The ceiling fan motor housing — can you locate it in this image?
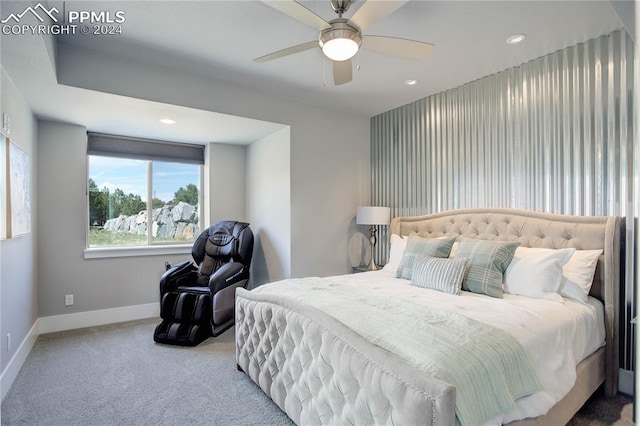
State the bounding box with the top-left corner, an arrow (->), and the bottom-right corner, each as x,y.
331,0 -> 352,15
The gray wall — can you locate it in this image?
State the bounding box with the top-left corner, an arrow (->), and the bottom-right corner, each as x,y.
371,30 -> 635,369
205,142 -> 247,224
36,121 -> 188,317
0,68 -> 38,372
247,127 -> 291,287
36,124 -> 254,317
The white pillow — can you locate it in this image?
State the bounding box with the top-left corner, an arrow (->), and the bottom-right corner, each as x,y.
448,241 -> 459,258
382,234 -> 408,274
504,247 -> 575,297
559,249 -> 602,303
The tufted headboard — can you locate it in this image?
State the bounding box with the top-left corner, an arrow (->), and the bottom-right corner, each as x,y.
390,208 -> 620,395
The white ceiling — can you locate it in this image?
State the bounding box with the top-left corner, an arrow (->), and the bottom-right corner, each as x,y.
1,0 -> 628,143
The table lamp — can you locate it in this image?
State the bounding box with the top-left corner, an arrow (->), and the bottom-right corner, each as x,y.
356,206 -> 391,270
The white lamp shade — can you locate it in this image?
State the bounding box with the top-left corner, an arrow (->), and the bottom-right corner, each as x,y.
356,206 -> 391,226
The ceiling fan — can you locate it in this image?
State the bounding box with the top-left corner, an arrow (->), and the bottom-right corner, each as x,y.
255,0 -> 435,85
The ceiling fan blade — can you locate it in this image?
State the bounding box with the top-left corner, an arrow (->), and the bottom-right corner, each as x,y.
254,41 -> 318,63
333,59 -> 352,85
260,0 -> 330,30
361,36 -> 435,60
348,0 -> 409,30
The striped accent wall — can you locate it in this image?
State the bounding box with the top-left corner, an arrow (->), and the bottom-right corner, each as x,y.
371,30 -> 635,370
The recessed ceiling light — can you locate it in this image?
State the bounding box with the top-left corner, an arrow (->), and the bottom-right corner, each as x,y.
506,34 -> 526,45
405,79 -> 418,86
159,118 -> 176,124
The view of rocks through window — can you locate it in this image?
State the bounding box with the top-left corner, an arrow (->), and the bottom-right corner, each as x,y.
89,180 -> 199,246
102,201 -> 199,239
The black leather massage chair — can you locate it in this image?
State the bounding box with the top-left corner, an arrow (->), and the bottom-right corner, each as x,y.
153,221 -> 254,346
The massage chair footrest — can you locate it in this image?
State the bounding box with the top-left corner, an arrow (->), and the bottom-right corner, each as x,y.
153,321 -> 211,346
154,290 -> 212,346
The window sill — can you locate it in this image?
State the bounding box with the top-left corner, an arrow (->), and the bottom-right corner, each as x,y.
83,244 -> 192,259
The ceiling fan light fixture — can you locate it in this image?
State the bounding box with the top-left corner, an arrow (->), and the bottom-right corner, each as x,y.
322,38 -> 359,61
320,21 -> 362,61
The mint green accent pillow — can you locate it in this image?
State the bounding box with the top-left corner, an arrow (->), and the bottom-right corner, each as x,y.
411,256 -> 470,295
454,238 -> 520,298
395,236 -> 455,280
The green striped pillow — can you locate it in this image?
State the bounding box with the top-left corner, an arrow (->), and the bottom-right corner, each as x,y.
395,236 -> 455,280
454,238 -> 520,298
411,256 -> 470,295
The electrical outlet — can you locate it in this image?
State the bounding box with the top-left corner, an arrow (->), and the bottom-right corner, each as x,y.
65,294 -> 74,306
7,333 -> 11,351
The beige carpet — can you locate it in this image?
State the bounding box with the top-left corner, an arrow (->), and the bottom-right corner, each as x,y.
2,318 -> 294,426
1,318 -> 634,425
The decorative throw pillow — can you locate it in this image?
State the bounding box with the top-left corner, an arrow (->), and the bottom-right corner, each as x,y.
382,234 -> 408,274
559,249 -> 603,303
454,238 -> 520,298
395,236 -> 456,280
504,247 -> 575,297
411,256 -> 470,295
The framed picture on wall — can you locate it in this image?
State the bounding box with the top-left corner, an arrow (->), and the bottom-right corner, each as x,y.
8,139 -> 31,237
0,136 -> 7,240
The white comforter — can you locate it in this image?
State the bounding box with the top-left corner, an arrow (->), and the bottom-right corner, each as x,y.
322,270 -> 606,424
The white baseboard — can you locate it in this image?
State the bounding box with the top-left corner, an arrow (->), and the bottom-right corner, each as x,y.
1,303 -> 159,402
37,303 -> 159,334
619,368 -> 634,395
1,320 -> 39,401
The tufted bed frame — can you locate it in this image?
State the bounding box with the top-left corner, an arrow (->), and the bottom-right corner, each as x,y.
236,208 -> 620,425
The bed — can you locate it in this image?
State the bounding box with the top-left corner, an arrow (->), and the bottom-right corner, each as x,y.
235,208 -> 620,425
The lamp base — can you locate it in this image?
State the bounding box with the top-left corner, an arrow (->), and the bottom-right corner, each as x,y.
363,261 -> 380,271
365,225 -> 379,271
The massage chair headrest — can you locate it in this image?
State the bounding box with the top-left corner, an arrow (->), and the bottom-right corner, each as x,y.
192,221 -> 253,273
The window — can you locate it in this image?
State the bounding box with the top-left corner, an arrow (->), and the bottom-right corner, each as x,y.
87,133 -> 204,249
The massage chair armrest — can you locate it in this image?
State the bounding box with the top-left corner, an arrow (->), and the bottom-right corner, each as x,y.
159,260 -> 198,295
209,262 -> 248,294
